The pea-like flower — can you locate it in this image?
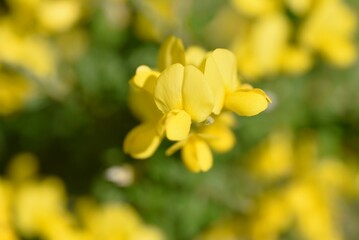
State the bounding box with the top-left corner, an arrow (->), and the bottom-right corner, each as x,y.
124,36 -> 271,172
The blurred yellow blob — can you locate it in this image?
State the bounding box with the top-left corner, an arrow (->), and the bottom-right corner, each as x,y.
0,154 -> 165,240
0,72 -> 33,116
0,20 -> 55,78
0,180 -> 17,240
299,0 -> 357,67
14,177 -> 67,237
6,0 -> 82,34
250,193 -> 292,240
248,131 -> 294,180
134,0 -> 178,41
198,130 -> 359,239
231,0 -> 279,17
7,153 -> 39,183
36,0 -> 82,33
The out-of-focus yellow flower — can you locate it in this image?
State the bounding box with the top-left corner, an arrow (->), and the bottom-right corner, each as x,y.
280,46 -> 313,75
133,0 -> 183,41
210,0 -> 358,79
0,72 -> 33,116
285,179 -> 342,240
196,218 -> 242,240
231,0 -> 279,17
6,0 -> 82,34
0,154 -> 165,240
36,0 -> 82,33
232,13 -> 292,79
14,177 -> 67,237
250,193 -> 292,240
198,131 -> 359,239
0,180 -> 17,240
124,36 -> 271,172
82,203 -> 164,240
0,16 -> 57,115
248,131 -> 294,180
7,153 -> 39,183
299,0 -> 357,67
285,0 -> 313,16
0,19 -> 55,78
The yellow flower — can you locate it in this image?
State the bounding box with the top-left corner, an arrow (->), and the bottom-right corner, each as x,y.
124,36 -> 271,172
203,48 -> 271,115
1,155 -> 165,239
78,201 -> 164,240
36,0 -> 82,33
166,113 -> 236,173
0,180 -> 17,240
248,131 -> 294,180
6,0 -> 82,34
0,19 -> 55,78
231,0 -> 279,17
299,0 -> 357,67
155,63 -> 215,139
14,177 -> 67,237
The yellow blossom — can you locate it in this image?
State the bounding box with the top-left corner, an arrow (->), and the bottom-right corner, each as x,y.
231,0 -> 279,17
203,48 -> 271,115
299,0 -> 357,67
124,36 -> 271,172
6,0 -> 82,34
14,177 -> 67,237
1,155 -> 165,240
0,19 -> 55,78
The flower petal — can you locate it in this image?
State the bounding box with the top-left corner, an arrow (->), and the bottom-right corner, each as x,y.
123,123 -> 162,159
203,59 -> 225,114
206,49 -> 239,90
157,36 -> 186,71
154,63 -> 184,113
164,110 -> 191,141
181,136 -> 213,172
182,65 -> 214,122
225,89 -> 270,116
200,122 -> 236,153
131,65 -> 160,94
185,46 -> 207,67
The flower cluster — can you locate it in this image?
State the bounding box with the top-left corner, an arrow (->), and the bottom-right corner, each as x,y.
124,36 -> 271,172
198,130 -> 359,240
0,0 -> 84,116
228,0 -> 357,79
0,153 -> 164,240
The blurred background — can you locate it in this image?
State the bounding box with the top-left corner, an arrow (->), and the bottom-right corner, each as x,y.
0,0 -> 359,239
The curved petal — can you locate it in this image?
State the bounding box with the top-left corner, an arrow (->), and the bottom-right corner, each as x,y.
225,89 -> 270,116
200,123 -> 236,153
204,56 -> 225,114
154,63 -> 184,113
185,46 -> 207,67
206,49 -> 239,90
123,123 -> 162,159
131,65 -> 160,94
164,110 -> 191,141
157,36 -> 186,71
181,136 -> 213,173
182,65 -> 214,122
